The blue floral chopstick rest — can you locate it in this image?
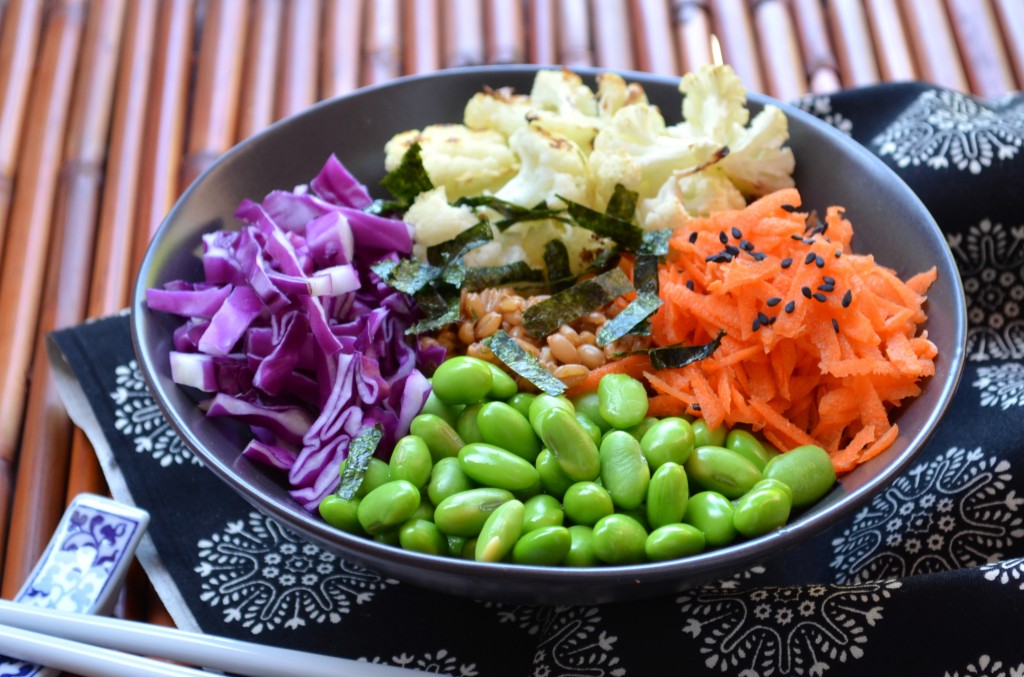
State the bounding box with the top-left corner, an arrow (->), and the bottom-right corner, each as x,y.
0,493 -> 150,677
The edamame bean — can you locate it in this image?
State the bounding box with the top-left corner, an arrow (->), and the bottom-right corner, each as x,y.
446,534 -> 467,557
434,488 -> 514,537
399,519 -> 447,555
522,494 -> 564,532
538,407 -> 600,481
592,514 -> 647,564
389,435 -> 433,488
356,480 -> 421,535
419,388 -> 462,427
318,495 -> 362,534
407,501 -> 435,524
431,356 -> 493,405
684,446 -> 762,499
528,394 -> 575,438
536,449 -> 574,498
575,414 -> 603,447
733,484 -> 792,537
507,393 -> 537,420
640,417 -> 695,469
410,414 -> 465,461
563,482 -> 614,526
374,530 -> 401,546
624,417 -> 659,442
692,418 -> 727,447
475,499 -> 524,562
427,457 -> 474,506
599,431 -> 650,510
646,462 -> 689,529
762,444 -> 836,508
485,363 -> 518,400
455,403 -> 486,445
458,443 -> 540,491
478,402 -> 541,462
598,374 -> 649,429
726,429 -> 773,471
683,491 -> 736,547
565,525 -> 598,566
645,524 -> 706,561
512,526 -> 571,565
749,478 -> 794,503
571,392 -> 611,431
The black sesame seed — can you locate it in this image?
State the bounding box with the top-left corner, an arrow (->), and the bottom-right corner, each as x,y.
686,279 -> 695,291
813,292 -> 827,302
781,204 -> 797,212
725,244 -> 740,256
832,318 -> 840,333
688,231 -> 698,244
791,233 -> 803,241
780,257 -> 793,269
751,251 -> 767,261
731,227 -> 742,239
766,296 -> 782,307
842,289 -> 853,307
752,318 -> 761,332
719,231 -> 729,244
815,255 -> 825,268
804,252 -> 816,265
768,315 -> 777,325
785,300 -> 796,313
823,276 -> 835,285
758,312 -> 770,324
740,239 -> 754,251
834,249 -> 842,258
801,286 -> 812,299
817,283 -> 834,292
691,403 -> 701,412
803,238 -> 817,245
705,252 -> 734,263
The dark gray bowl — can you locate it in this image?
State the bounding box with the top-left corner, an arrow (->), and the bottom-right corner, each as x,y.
132,66 -> 966,605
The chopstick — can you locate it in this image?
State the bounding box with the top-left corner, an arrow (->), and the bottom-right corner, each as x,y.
527,0 -> 558,65
276,0 -> 318,119
751,0 -> 807,101
993,0 -> 1024,89
591,0 -> 633,70
556,0 -> 593,68
900,0 -> 968,92
863,0 -> 916,84
0,599 -> 415,677
402,0 -> 441,75
789,0 -> 841,94
238,0 -> 282,139
322,0 -> 363,96
485,0 -> 525,64
443,0 -> 485,67
945,0 -> 1015,97
708,0 -> 764,92
672,0 -> 713,74
827,0 -> 880,88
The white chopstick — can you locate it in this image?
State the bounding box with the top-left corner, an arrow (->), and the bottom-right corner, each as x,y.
0,599 -> 415,676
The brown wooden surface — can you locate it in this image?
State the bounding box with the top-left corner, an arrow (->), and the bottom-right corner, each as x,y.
0,0 -> 1020,625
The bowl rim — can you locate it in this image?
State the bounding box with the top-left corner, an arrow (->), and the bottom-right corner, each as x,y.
131,64 -> 968,603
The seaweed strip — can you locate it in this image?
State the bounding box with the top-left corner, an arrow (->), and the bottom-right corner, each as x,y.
558,196 -> 644,251
336,425 -> 384,500
605,183 -> 639,222
544,239 -> 574,293
455,195 -> 569,231
370,257 -> 440,296
483,330 -> 567,396
596,254 -> 663,346
523,267 -> 634,338
615,330 -> 725,370
464,262 -> 545,291
380,141 -> 433,203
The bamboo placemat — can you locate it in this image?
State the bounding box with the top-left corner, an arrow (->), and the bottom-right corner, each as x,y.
0,0 -> 1021,628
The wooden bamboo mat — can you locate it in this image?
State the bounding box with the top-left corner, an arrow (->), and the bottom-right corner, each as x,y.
0,0 -> 1021,629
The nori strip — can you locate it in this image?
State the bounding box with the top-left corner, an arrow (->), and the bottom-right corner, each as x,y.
558,196 -> 644,251
639,228 -> 673,256
464,261 -> 545,291
596,254 -> 663,346
543,239 -> 574,293
336,425 -> 384,500
370,257 -> 440,296
455,195 -> 569,231
614,330 -> 725,370
523,267 -> 634,338
426,220 -> 494,267
407,283 -> 461,335
380,141 -> 433,203
483,330 -> 567,396
605,183 -> 639,222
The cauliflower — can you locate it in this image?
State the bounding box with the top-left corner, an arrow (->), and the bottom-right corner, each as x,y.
465,218 -> 610,275
384,124 -> 518,200
464,86 -> 534,139
402,186 -> 480,260
494,123 -> 590,209
637,170 -> 746,231
595,72 -> 648,119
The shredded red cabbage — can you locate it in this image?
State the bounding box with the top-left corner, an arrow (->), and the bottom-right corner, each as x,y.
147,154 -> 437,511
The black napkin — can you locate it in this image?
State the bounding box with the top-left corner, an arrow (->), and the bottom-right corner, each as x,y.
50,83 -> 1024,676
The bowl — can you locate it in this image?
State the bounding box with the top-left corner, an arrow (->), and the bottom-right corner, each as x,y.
131,65 -> 967,605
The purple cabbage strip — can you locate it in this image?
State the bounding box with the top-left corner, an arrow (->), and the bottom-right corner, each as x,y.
310,154 -> 373,210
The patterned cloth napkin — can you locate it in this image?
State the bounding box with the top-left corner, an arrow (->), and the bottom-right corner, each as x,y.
49,82 -> 1024,677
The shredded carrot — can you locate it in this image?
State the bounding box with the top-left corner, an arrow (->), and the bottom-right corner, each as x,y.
565,354 -> 652,399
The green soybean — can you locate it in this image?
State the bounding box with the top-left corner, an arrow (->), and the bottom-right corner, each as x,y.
513,526 -> 571,565
597,374 -> 649,429
475,499 -> 525,562
565,525 -> 598,567
733,485 -> 792,537
399,519 -> 448,555
592,514 -> 647,564
563,481 -> 614,526
410,414 -> 465,461
374,529 -> 401,546
575,413 -> 603,447
640,417 -> 695,469
340,457 -> 390,499
645,523 -> 706,561
389,435 -> 433,488
762,444 -> 836,508
427,457 -> 474,506
536,449 -> 574,498
477,401 -> 541,462
434,487 -> 514,537
406,501 -> 435,524
431,356 -> 493,405
528,394 -> 575,438
571,392 -> 611,431
684,446 -> 762,499
683,491 -> 737,547
538,407 -> 600,481
749,477 -> 794,503
455,403 -> 486,444
318,495 -> 362,534
446,534 -> 468,557
522,494 -> 564,532
691,418 -> 727,448
485,362 -> 518,400
599,431 -> 650,510
356,480 -> 421,535
458,443 -> 539,491
507,393 -> 537,420
419,388 -> 462,427
646,462 -> 689,529
726,429 -> 773,471
624,417 -> 659,442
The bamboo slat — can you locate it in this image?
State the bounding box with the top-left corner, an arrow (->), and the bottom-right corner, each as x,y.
0,0 -> 85,587
945,0 -> 1015,98
672,0 -> 713,73
403,0 -> 440,74
628,0 -> 675,75
590,0 -> 633,70
827,0 -> 880,88
486,0 -> 524,64
708,0 -> 764,92
276,0 -> 319,119
0,0 -> 44,259
527,0 -> 557,65
863,0 -> 916,84
900,0 -> 969,92
362,0 -> 400,85
322,0 -> 362,96
443,0 -> 485,67
993,0 -> 1024,89
557,0 -> 593,67
182,0 -> 248,187
790,0 -> 841,94
752,0 -> 807,101
238,0 -> 282,139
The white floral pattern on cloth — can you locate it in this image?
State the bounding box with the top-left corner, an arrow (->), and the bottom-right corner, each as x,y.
872,89 -> 1024,174
946,219 -> 1024,361
795,95 -> 853,136
675,567 -> 901,676
980,556 -> 1024,590
945,655 -> 1024,677
488,604 -> 626,676
195,511 -> 395,634
830,447 -> 1024,583
974,364 -> 1024,408
110,359 -> 198,466
358,649 -> 479,676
